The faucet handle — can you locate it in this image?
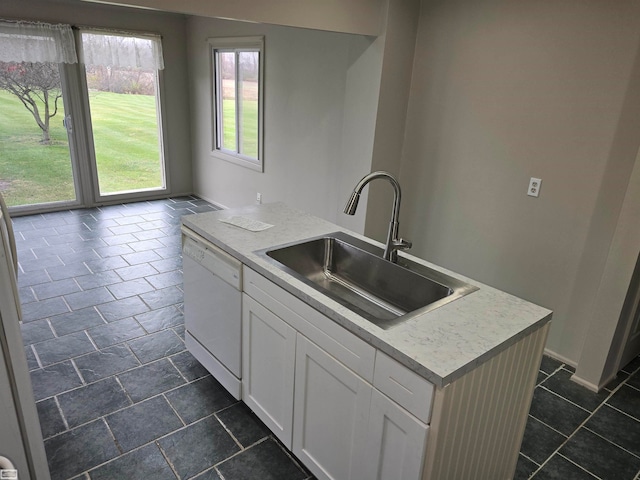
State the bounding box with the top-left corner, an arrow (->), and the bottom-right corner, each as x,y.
394,238 -> 412,251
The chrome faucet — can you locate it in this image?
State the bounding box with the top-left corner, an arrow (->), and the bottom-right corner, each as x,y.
343,171 -> 412,263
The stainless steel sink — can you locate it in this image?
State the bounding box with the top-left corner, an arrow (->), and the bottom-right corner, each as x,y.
256,232 -> 478,329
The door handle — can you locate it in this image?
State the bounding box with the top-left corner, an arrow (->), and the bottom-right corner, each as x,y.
63,114 -> 73,134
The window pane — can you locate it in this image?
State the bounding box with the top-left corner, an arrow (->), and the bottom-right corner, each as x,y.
0,61 -> 77,207
238,51 -> 259,159
218,51 -> 236,151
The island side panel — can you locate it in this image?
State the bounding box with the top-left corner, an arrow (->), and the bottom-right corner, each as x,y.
423,322 -> 550,480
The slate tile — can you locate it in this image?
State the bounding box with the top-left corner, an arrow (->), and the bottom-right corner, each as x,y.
20,255 -> 63,272
170,350 -> 209,381
105,395 -> 183,452
34,331 -> 96,366
20,319 -> 55,345
158,415 -> 239,479
586,404 -> 640,457
49,307 -> 105,336
57,377 -> 131,428
607,384 -> 640,421
103,233 -> 139,245
146,270 -> 182,289
140,286 -> 183,309
47,263 -> 91,281
165,376 -> 236,424
94,244 -> 134,258
65,287 -> 115,310
107,278 -> 155,300
118,358 -> 185,402
128,329 -> 184,364
32,278 -> 81,300
74,271 -> 122,290
216,403 -> 271,447
129,239 -> 165,252
36,398 -> 67,439
150,256 -> 181,273
84,255 -> 128,273
115,263 -> 158,281
540,368 -> 608,412
621,355 -> 640,374
519,415 -> 566,465
18,269 -> 51,288
122,250 -> 163,266
74,344 -> 140,383
44,419 -> 119,480
539,355 -> 563,375
528,387 -> 590,436
21,297 -> 70,322
216,438 -> 307,480
87,317 -> 147,349
559,428 -> 640,480
96,296 -> 150,322
29,361 -> 84,401
25,346 -> 39,370
534,454 -> 598,480
89,443 -> 176,480
135,305 -> 183,333
514,454 -> 538,480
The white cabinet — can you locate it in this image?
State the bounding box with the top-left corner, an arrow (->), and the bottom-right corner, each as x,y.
361,389 -> 429,480
293,335 -> 371,480
242,294 -> 296,448
242,267 -> 431,480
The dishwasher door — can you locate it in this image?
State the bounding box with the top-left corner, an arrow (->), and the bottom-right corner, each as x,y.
183,232 -> 242,398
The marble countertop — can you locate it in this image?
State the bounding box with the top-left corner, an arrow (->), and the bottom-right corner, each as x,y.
182,202 -> 552,388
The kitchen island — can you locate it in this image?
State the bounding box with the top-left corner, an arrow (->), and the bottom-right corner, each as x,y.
182,202 -> 551,480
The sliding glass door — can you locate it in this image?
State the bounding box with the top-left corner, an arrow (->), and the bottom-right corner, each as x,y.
0,23 -> 168,213
81,31 -> 167,200
0,61 -> 79,208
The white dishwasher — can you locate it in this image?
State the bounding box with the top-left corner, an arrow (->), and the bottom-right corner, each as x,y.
182,228 -> 242,399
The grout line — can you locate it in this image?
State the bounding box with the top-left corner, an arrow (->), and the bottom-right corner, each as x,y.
529,362 -> 635,478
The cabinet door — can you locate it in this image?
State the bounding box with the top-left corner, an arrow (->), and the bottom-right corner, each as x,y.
293,335 -> 372,480
359,389 -> 429,480
242,294 -> 296,448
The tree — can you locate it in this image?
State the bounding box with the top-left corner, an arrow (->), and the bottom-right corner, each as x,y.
0,62 -> 62,145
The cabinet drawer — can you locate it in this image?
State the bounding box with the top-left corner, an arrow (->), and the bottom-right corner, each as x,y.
244,266 -> 375,381
373,351 -> 434,423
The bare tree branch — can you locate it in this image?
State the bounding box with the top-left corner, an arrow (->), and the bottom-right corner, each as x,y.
0,62 -> 62,144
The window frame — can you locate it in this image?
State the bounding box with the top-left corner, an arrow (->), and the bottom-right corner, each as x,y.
209,36 -> 264,172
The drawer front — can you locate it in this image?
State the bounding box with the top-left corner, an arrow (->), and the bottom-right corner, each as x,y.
244,266 -> 375,381
373,351 -> 434,423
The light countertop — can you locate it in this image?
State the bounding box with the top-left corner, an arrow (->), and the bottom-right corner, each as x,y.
182,202 -> 552,388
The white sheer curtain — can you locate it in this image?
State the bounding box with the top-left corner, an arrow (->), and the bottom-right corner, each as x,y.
81,32 -> 164,71
0,20 -> 77,63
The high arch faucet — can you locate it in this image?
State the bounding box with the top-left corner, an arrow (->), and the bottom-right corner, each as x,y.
343,171 -> 412,263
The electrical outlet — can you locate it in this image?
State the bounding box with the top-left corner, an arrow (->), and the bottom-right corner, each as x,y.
528,178 -> 542,197
256,192 -> 262,204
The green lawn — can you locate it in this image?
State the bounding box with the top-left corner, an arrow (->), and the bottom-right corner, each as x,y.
0,89 -> 162,206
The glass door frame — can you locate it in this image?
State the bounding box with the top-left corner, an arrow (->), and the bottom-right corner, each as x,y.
5,62 -> 87,216
76,29 -> 171,206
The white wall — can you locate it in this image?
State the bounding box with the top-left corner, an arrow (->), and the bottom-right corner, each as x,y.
187,16 -> 383,227
399,0 -> 640,366
0,0 -> 193,197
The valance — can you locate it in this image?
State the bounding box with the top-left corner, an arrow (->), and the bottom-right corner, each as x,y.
0,21 -> 77,64
81,31 -> 164,71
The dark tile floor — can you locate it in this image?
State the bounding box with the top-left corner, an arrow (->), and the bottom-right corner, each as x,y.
516,355 -> 640,480
14,196 -> 640,480
16,197 -> 313,480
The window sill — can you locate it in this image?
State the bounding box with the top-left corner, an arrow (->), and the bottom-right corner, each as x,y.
211,150 -> 263,172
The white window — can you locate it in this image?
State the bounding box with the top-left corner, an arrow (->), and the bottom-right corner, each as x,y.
210,36 -> 264,172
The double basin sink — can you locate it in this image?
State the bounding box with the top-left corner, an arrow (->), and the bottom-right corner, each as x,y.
257,232 -> 478,330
